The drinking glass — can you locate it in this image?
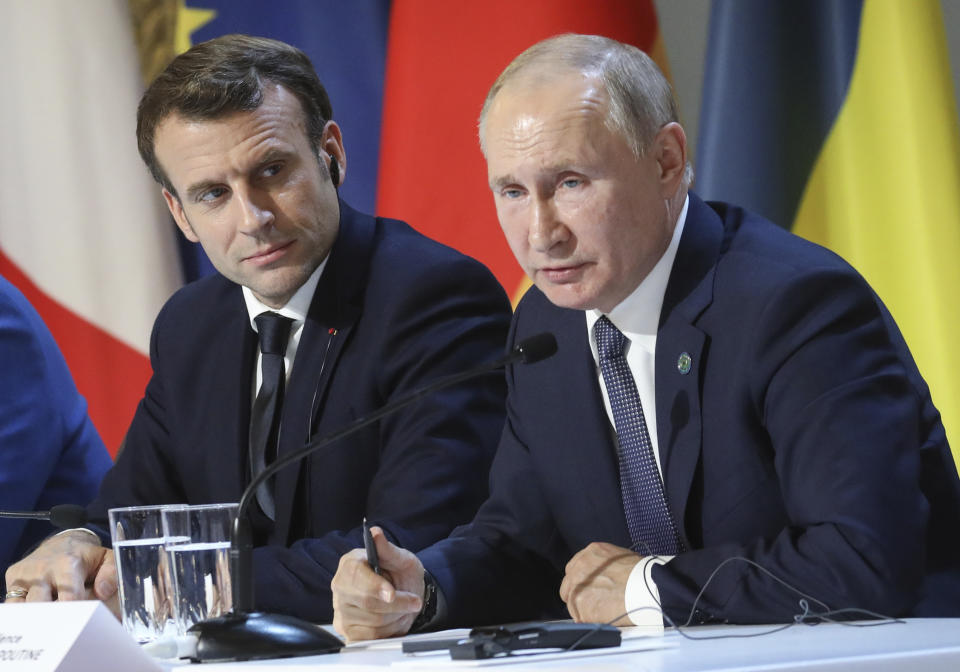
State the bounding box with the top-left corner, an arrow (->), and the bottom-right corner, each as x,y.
161,503 -> 238,634
108,505 -> 181,642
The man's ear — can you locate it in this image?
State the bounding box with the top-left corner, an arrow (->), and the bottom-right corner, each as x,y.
162,188 -> 199,243
321,120 -> 347,187
655,122 -> 687,197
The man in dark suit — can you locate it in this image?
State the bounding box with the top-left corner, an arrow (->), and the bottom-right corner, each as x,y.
330,34 -> 960,639
4,35 -> 510,622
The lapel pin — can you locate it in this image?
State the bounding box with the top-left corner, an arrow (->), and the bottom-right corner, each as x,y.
677,352 -> 692,375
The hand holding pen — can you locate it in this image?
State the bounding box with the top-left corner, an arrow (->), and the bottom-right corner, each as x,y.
332,520 -> 427,641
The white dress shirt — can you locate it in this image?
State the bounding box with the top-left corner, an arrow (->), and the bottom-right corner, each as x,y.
585,195 -> 688,626
242,258 -> 327,400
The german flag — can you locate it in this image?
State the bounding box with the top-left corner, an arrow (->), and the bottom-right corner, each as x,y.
696,0 -> 960,468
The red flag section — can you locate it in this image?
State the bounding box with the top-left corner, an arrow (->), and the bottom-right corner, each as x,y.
377,0 -> 664,303
0,3 -> 181,457
0,252 -> 152,454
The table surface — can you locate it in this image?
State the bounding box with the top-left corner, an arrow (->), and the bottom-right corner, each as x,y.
157,618 -> 960,671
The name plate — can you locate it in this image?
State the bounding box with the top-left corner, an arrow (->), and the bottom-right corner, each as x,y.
0,601 -> 160,671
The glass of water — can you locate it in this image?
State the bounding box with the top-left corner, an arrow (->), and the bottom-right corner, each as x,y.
108,504 -> 182,643
161,503 -> 238,634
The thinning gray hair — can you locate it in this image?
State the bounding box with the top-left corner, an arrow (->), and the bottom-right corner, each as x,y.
479,33 -> 692,184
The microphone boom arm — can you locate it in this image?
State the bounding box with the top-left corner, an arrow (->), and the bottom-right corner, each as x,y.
231,332 -> 556,612
198,333 -> 555,662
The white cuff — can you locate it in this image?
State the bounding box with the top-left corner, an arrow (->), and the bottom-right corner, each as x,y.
54,528 -> 102,544
624,555 -> 672,627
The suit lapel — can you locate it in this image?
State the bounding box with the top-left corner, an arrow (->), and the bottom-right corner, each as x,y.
655,322 -> 705,550
271,201 -> 372,542
204,285 -> 255,505
655,194 -> 723,549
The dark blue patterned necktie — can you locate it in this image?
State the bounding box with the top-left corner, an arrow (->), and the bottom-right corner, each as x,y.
250,311 -> 293,520
594,315 -> 682,555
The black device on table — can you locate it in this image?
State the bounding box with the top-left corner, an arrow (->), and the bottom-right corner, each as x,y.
402,621 -> 621,659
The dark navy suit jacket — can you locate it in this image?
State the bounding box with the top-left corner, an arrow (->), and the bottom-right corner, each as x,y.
420,193 -> 960,625
89,201 -> 511,622
0,276 -> 111,583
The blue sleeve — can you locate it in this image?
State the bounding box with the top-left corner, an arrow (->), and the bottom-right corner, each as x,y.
0,277 -> 112,576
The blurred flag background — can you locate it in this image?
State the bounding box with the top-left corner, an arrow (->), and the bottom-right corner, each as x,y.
0,0 -> 956,471
697,0 -> 960,467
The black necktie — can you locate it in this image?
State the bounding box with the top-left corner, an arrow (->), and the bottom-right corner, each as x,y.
594,316 -> 683,555
250,312 -> 293,520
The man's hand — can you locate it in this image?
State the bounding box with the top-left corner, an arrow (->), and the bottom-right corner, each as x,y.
4,531 -> 119,616
331,526 -> 425,642
559,542 -> 640,625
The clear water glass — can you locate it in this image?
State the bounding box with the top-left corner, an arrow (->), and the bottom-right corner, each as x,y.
161,503 -> 238,634
108,504 -> 182,643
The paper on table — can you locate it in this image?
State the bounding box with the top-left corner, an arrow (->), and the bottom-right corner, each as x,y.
183,665 -> 380,672
344,628 -> 473,652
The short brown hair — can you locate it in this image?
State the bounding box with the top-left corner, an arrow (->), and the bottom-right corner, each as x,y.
136,34 -> 332,197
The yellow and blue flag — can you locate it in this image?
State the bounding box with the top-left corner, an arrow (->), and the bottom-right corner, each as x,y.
697,0 -> 960,467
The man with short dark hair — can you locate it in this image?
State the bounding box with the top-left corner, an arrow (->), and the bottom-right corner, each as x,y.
330,33 -> 960,639
4,34 -> 511,623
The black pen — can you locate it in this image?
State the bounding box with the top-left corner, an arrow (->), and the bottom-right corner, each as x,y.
362,517 -> 381,575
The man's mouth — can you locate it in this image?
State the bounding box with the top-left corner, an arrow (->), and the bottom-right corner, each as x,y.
244,241 -> 294,266
538,262 -> 587,283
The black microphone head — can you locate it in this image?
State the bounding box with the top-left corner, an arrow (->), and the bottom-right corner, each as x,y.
514,333 -> 558,364
48,504 -> 89,529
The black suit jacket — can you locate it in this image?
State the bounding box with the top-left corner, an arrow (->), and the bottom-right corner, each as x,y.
90,201 -> 512,621
420,194 -> 960,625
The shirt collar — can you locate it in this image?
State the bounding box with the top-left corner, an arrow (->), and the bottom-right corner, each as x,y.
586,194 -> 689,347
242,256 -> 327,331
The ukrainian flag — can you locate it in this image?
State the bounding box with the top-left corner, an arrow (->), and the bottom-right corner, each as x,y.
697,0 -> 960,468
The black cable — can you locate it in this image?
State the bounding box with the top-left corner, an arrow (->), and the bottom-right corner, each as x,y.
562,550 -> 903,652
637,554 -> 903,641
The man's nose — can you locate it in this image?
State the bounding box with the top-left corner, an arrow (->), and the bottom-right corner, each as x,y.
528,199 -> 568,253
236,187 -> 275,234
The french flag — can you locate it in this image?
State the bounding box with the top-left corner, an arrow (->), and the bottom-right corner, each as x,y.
0,1 -> 181,456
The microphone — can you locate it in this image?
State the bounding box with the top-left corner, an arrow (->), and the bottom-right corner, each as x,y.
0,504 -> 89,529
187,333 -> 558,662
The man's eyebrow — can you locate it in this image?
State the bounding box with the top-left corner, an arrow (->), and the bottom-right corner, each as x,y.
185,179 -> 220,201
490,163 -> 579,191
255,147 -> 292,165
490,174 -> 519,191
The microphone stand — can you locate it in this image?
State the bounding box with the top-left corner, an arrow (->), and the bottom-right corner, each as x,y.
0,504 -> 89,529
186,333 -> 557,662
